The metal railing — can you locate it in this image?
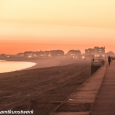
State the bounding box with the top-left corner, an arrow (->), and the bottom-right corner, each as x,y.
91,58 -> 105,66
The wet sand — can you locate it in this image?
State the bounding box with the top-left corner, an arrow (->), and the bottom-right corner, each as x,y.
0,58 -> 91,115
3,57 -> 91,70
25,58 -> 91,70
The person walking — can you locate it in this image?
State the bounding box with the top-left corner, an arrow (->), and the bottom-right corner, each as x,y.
108,56 -> 111,66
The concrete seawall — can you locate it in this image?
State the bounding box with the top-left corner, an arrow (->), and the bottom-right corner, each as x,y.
51,61 -> 107,115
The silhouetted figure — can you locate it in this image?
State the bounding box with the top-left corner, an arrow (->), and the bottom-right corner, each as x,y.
108,56 -> 111,66
92,58 -> 94,62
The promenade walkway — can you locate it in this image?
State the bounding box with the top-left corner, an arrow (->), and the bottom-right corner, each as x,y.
51,61 -> 108,115
90,60 -> 115,115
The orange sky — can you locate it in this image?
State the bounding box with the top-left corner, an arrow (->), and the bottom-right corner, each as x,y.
0,0 -> 115,54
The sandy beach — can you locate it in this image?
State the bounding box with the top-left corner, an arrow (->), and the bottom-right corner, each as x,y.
3,57 -> 91,69
0,58 -> 91,115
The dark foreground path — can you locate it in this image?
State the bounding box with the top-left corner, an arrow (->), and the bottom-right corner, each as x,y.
91,61 -> 115,115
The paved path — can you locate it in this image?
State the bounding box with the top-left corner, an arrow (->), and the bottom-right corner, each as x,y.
51,61 -> 107,115
90,61 -> 115,115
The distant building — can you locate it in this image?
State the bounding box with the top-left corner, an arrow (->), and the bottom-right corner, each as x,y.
0,54 -> 6,58
8,55 -> 16,58
35,51 -> 44,58
32,52 -> 37,57
105,51 -> 115,57
17,53 -> 24,57
45,51 -> 51,57
94,47 -> 105,56
35,51 -> 40,57
85,47 -> 105,57
50,50 -> 64,57
85,48 -> 94,55
68,50 -> 81,55
24,51 -> 33,58
67,50 -> 81,58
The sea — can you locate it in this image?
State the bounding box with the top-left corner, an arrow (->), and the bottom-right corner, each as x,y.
0,60 -> 36,73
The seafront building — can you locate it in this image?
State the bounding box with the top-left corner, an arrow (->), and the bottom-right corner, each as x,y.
67,50 -> 81,58
85,48 -> 94,55
85,47 -> 105,57
105,51 -> 115,57
94,47 -> 105,56
17,53 -> 24,57
20,50 -> 64,58
0,47 -> 108,59
24,51 -> 33,58
50,50 -> 64,57
0,54 -> 6,58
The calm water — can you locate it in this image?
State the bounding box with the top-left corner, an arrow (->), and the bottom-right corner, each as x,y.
0,60 -> 36,73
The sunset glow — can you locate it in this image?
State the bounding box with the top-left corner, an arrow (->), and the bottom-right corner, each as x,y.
0,0 -> 115,54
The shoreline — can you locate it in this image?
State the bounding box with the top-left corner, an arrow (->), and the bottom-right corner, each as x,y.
0,57 -> 91,71
0,60 -> 37,73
